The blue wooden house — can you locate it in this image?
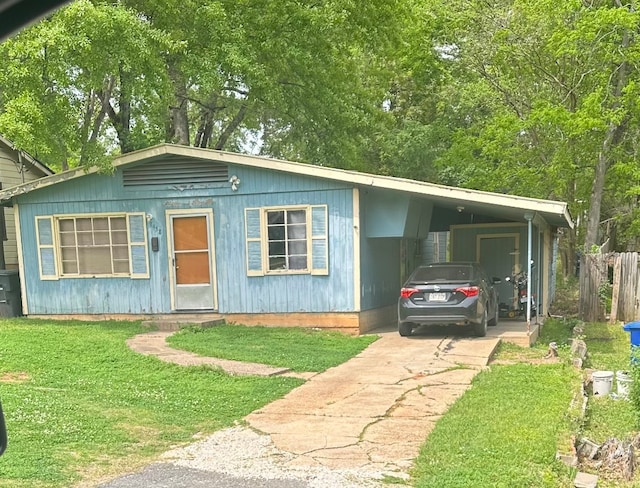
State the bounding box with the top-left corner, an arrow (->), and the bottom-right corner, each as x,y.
0,144 -> 572,334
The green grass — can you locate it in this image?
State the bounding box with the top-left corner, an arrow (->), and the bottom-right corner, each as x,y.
167,324 -> 378,372
579,321 -> 639,443
0,319 -> 305,487
582,322 -> 633,373
411,363 -> 579,487
578,321 -> 640,487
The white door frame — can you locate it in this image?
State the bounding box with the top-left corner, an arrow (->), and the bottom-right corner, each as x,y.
166,208 -> 218,311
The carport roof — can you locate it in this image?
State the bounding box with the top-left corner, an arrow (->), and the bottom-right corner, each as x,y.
0,143 -> 573,229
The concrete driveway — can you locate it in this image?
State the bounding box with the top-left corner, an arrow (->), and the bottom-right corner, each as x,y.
244,327 -> 498,474
102,327 -> 499,487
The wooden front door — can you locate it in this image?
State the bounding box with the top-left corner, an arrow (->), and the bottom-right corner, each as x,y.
168,211 -> 216,310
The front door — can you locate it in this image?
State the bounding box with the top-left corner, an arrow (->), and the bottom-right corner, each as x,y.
168,210 -> 216,310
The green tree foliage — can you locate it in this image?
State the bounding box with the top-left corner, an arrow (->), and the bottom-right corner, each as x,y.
3,0 -> 640,254
0,0 -> 405,170
376,0 -> 640,254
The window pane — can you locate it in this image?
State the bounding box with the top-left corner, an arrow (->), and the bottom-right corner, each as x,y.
61,261 -> 78,274
288,224 -> 306,239
110,217 -> 126,230
268,241 -> 286,256
59,220 -> 75,232
289,256 -> 307,270
111,230 -> 128,245
94,231 -> 110,245
113,260 -> 130,274
76,218 -> 93,231
112,245 -> 129,260
175,252 -> 211,284
78,247 -> 112,274
59,232 -> 76,246
287,210 -> 306,224
267,225 -> 285,240
61,248 -> 77,261
77,232 -> 94,245
269,256 -> 286,270
93,218 -> 109,230
173,216 -> 208,251
289,241 -> 307,255
267,211 -> 284,225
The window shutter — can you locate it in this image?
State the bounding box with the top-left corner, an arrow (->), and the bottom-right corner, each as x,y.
310,205 -> 328,275
245,208 -> 264,276
128,213 -> 149,278
36,216 -> 58,280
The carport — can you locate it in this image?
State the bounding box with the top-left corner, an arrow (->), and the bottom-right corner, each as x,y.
388,184 -> 573,345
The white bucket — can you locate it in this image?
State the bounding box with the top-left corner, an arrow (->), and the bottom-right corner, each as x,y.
617,371 -> 633,399
592,371 -> 614,396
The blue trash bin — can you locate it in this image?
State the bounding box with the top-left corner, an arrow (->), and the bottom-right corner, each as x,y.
623,322 -> 640,346
623,322 -> 640,362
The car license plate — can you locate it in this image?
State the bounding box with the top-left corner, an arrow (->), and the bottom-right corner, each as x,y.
429,292 -> 447,302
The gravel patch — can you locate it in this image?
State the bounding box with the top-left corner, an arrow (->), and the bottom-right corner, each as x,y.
160,426 -> 409,487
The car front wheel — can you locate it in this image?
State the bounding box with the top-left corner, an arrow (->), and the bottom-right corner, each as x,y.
474,309 -> 488,337
398,322 -> 413,337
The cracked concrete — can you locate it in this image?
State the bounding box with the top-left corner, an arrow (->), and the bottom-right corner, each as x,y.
245,327 -> 500,477
125,325 -> 500,484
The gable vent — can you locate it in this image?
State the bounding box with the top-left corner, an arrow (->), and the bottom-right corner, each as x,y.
123,157 -> 229,187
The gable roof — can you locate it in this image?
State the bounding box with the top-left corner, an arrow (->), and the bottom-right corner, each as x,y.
0,135 -> 55,178
0,143 -> 573,228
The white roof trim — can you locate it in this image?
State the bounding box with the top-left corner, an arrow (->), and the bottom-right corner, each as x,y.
0,143 -> 573,228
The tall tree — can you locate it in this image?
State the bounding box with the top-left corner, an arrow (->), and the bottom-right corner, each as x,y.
392,0 -> 640,256
0,0 -> 406,170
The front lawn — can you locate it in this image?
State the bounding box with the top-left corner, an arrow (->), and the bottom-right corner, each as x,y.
411,362 -> 579,487
409,315 -> 640,488
167,324 -> 378,372
0,319 -> 309,487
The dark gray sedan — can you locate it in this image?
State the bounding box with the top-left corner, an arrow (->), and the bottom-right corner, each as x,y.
398,262 -> 501,337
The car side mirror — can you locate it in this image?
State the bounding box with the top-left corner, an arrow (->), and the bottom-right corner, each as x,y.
0,398 -> 7,457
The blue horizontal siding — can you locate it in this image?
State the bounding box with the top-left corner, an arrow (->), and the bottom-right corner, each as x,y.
17,164 -> 356,315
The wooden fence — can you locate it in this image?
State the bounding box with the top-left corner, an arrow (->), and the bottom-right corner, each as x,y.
579,252 -> 640,323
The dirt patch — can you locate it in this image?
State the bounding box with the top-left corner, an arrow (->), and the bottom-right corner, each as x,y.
0,371 -> 31,383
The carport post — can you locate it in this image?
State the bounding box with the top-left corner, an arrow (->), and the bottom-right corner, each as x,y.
525,212 -> 534,333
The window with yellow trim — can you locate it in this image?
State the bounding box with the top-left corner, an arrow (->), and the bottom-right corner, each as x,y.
35,213 -> 149,279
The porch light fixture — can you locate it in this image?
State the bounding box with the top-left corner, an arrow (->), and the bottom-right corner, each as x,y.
229,175 -> 241,191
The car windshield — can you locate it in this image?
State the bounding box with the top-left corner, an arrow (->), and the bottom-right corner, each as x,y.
411,266 -> 471,282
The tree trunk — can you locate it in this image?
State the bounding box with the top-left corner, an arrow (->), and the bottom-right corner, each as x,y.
104,64 -> 134,154
80,76 -> 114,165
214,103 -> 248,150
194,108 -> 214,148
584,6 -> 631,249
166,60 -> 190,145
118,63 -> 133,153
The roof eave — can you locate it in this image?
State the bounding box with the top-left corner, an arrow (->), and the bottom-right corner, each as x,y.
0,144 -> 575,229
